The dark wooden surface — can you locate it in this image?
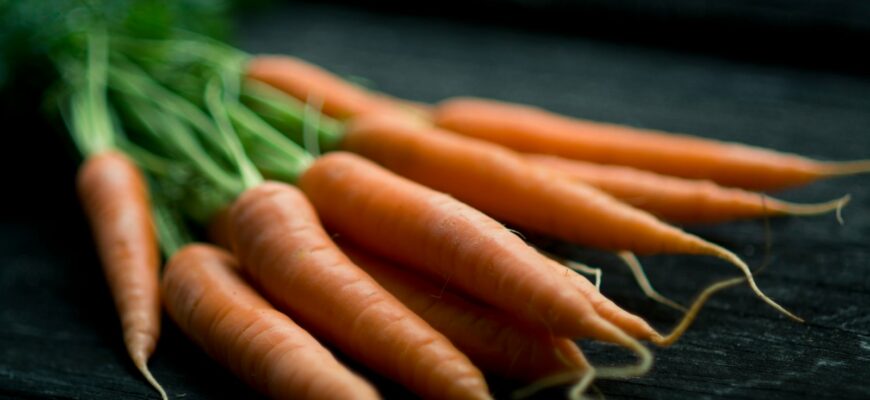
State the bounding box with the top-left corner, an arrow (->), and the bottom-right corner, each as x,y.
2,2 -> 870,399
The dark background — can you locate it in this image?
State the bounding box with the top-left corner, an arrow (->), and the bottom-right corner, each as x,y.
2,1 -> 869,399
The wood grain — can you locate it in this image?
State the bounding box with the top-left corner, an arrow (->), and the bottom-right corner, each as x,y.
1,2 -> 868,399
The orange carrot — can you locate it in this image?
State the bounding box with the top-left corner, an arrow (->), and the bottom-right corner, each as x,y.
528,154 -> 850,224
339,242 -> 590,381
76,151 -> 165,399
433,97 -> 870,190
297,152 -> 657,363
207,182 -> 595,381
339,114 -> 799,322
246,56 -> 426,120
228,181 -> 492,400
162,244 -> 379,400
206,206 -> 232,249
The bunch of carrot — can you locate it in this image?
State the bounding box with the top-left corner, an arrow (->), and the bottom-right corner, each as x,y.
49,16 -> 868,400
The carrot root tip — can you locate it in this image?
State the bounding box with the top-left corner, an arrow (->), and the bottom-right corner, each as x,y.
517,320 -> 652,399
616,251 -> 687,312
709,244 -> 804,323
134,358 -> 168,400
778,194 -> 851,223
511,368 -> 595,400
653,276 -> 745,347
594,328 -> 654,380
564,260 -> 603,290
836,194 -> 850,225
824,160 -> 870,177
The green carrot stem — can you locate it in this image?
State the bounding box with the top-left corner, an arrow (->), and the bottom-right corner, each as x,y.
118,94 -> 244,196
150,190 -> 192,258
58,29 -> 115,157
106,59 -> 235,164
204,77 -> 263,189
227,102 -> 314,183
84,28 -> 114,155
240,80 -> 345,152
116,138 -> 184,178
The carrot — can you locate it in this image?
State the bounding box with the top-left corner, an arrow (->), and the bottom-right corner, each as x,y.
338,113 -> 800,322
238,77 -> 736,344
56,31 -> 169,399
297,152 -> 656,366
161,244 -> 379,400
228,181 -> 492,400
178,60 -> 652,381
77,151 -> 165,399
206,206 -> 233,249
339,242 -> 590,382
528,154 -> 850,224
432,97 -> 870,190
246,56 -> 426,120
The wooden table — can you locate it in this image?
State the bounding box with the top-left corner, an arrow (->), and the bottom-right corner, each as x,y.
2,2 -> 868,399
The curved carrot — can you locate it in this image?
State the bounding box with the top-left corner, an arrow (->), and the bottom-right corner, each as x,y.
246,56 -> 425,120
228,181 -> 491,400
528,154 -> 850,224
298,152 -> 657,354
162,244 -> 379,400
339,114 -> 800,322
76,151 -> 165,399
339,242 -> 589,381
433,97 -> 870,191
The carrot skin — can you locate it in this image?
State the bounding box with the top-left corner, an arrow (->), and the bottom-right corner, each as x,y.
528,154 -> 847,224
246,56 -> 410,120
340,114 -> 802,321
298,152 -> 655,343
340,243 -> 590,381
162,244 -> 379,400
76,151 -> 161,378
433,97 -> 852,190
341,114 -> 712,256
207,206 -> 232,249
228,181 -> 491,400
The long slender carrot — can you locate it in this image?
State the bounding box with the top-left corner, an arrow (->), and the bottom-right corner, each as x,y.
191,60 -> 653,375
433,97 -> 870,190
528,154 -> 850,224
57,30 -> 169,399
297,152 -> 657,358
228,181 -> 492,400
246,56 -> 425,120
208,189 -> 595,381
339,113 -> 800,321
77,151 -> 165,399
162,244 -> 380,400
237,78 -> 730,343
339,242 -> 589,381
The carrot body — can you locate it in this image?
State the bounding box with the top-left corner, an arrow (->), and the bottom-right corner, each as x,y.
298,152 -> 657,344
528,154 -> 849,224
246,56 -> 420,120
228,181 -> 491,400
433,97 -> 870,190
162,244 -> 379,400
342,114 -> 716,255
340,243 -> 589,381
340,115 -> 799,321
76,151 -> 162,392
207,206 -> 232,249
